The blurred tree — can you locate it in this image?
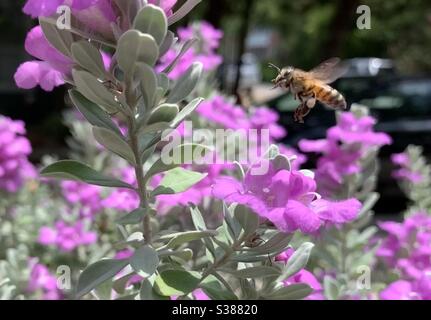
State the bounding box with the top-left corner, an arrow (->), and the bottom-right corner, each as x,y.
252,0 -> 431,74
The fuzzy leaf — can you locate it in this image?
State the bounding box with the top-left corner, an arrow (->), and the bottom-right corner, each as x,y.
115,208 -> 147,225
41,160 -> 133,189
133,4 -> 168,45
130,246 -> 159,278
154,270 -> 200,296
76,259 -> 129,298
278,242 -> 314,281
167,62 -> 202,103
93,126 -> 136,165
136,63 -> 157,109
71,40 -> 106,78
69,90 -> 121,135
170,98 -> 203,128
223,266 -> 281,279
263,283 -> 312,300
39,17 -> 74,57
151,167 -> 207,196
117,30 -> 159,75
72,70 -> 118,113
147,104 -> 179,125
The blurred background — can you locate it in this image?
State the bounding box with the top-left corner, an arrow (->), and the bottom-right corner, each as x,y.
1,0 -> 430,215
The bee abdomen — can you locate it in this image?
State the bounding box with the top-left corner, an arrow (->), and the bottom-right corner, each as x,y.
316,86 -> 346,110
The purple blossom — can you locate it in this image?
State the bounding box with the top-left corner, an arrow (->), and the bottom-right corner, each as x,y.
101,167 -> 139,212
15,26 -> 112,92
212,159 -> 361,234
61,181 -> 103,218
377,212 -> 431,280
27,261 -> 62,300
178,21 -> 223,51
299,111 -> 391,196
197,96 -> 250,129
249,107 -> 287,141
391,152 -> 423,184
23,0 -> 116,38
148,0 -> 178,16
380,274 -> 431,300
38,220 -> 97,252
157,21 -> 223,79
0,116 -> 36,192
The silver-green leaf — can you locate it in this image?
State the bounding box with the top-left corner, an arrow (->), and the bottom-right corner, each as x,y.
72,70 -> 118,113
167,62 -> 203,103
130,246 -> 159,278
117,30 -> 159,75
133,4 -> 168,45
93,126 -> 136,165
71,40 -> 107,78
76,259 -> 129,298
40,160 -> 133,189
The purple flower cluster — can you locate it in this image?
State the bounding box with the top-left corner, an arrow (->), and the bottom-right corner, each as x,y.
38,220 -> 97,252
299,112 -> 391,196
27,261 -> 62,300
196,95 -> 288,141
157,21 -> 223,79
378,212 -> 431,300
101,167 -> 139,212
61,181 -> 103,218
276,248 -> 324,300
213,158 -> 361,234
16,0 -> 175,91
391,152 -> 423,184
0,116 -> 36,192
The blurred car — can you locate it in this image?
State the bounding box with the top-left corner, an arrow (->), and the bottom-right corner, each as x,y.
222,53 -> 262,90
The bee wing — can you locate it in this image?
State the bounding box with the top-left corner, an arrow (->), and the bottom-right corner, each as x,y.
308,57 -> 347,84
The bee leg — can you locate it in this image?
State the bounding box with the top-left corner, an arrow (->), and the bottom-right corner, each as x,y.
294,93 -> 316,123
294,103 -> 310,123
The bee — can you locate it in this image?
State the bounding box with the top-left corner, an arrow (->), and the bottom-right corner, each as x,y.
270,57 -> 347,123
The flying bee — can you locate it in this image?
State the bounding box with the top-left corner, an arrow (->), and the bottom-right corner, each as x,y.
270,57 -> 348,123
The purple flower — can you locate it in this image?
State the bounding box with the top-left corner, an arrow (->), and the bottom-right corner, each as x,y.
157,21 -> 223,79
23,0 -> 116,38
249,107 -> 287,141
61,181 -> 103,218
377,212 -> 431,280
14,26 -> 72,91
28,261 -> 62,300
327,113 -> 392,146
0,116 -> 36,192
391,152 -> 423,184
178,21 -> 223,51
101,167 -> 139,212
213,159 -> 361,234
38,220 -> 97,252
197,96 -> 250,129
299,111 -> 391,197
148,0 -> 178,16
380,274 -> 431,300
15,26 -> 112,92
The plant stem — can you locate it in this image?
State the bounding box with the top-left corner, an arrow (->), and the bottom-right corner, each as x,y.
128,117 -> 152,245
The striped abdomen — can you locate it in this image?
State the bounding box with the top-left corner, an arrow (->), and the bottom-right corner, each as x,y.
314,84 -> 346,110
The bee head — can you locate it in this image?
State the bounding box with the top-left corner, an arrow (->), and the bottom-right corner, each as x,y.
270,64 -> 294,88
